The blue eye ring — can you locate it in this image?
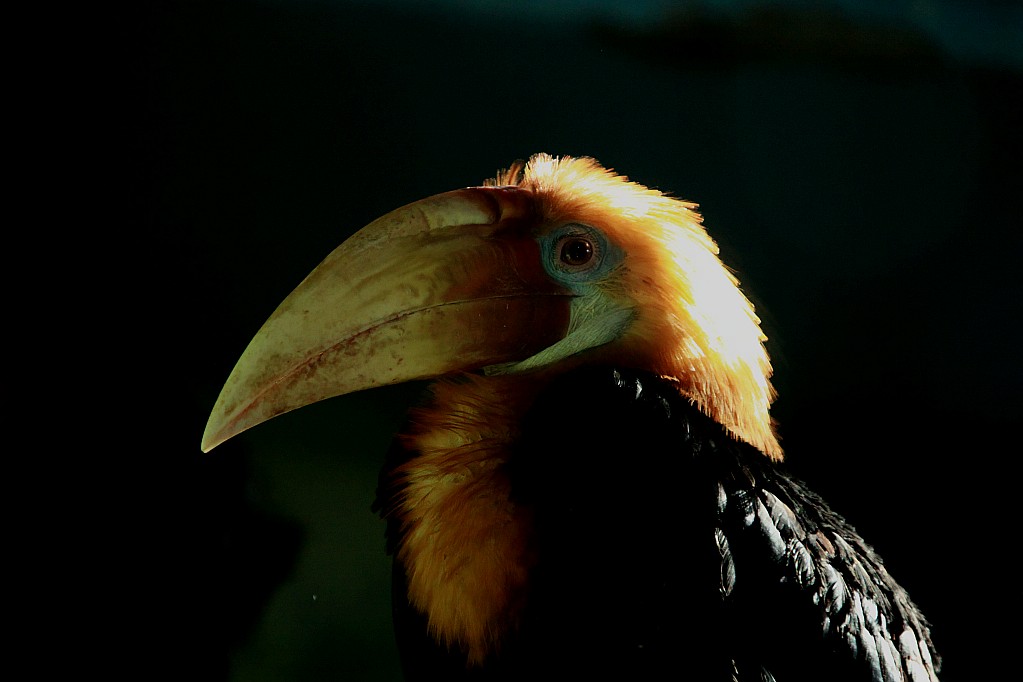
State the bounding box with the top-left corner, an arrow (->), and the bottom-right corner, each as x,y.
540,223 -> 622,284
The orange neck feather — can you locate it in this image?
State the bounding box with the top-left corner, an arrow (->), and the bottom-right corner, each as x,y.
388,372 -> 548,665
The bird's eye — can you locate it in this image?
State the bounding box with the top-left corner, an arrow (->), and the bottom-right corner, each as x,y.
539,223 -> 621,285
559,236 -> 594,267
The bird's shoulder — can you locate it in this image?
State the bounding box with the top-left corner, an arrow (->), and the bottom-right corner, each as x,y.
515,366 -> 940,681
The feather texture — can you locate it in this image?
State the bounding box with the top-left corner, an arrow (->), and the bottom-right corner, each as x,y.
377,366 -> 939,680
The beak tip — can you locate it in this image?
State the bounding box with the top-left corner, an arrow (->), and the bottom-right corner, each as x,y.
200,424 -> 223,453
201,406 -> 239,453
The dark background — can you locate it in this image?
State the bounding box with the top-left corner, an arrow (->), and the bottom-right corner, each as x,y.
118,1 -> 1020,679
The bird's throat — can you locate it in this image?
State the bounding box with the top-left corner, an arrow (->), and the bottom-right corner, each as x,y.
386,372 -> 549,665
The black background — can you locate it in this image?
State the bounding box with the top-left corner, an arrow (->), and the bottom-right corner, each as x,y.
107,1 -> 1022,679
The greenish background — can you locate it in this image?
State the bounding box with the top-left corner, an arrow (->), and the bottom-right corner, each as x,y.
127,1 -> 1020,680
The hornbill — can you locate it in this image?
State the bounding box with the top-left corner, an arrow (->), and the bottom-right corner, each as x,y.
202,154 -> 940,681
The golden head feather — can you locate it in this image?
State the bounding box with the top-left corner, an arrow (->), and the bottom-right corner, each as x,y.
493,154 -> 781,459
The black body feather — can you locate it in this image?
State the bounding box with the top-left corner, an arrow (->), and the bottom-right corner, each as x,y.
377,367 -> 939,681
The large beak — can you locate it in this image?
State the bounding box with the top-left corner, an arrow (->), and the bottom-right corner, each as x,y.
201,187 -> 570,452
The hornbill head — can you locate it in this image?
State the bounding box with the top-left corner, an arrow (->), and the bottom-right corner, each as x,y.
202,154 -> 780,460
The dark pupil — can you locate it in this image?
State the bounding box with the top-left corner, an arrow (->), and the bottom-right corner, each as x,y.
561,238 -> 593,266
